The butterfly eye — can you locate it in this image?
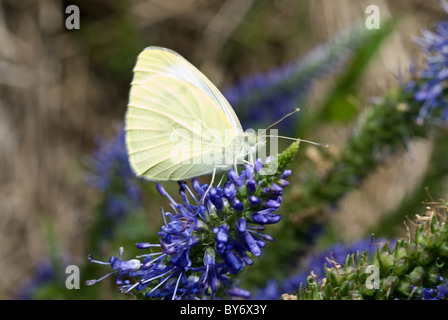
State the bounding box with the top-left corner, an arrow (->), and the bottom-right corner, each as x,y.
248,134 -> 257,147
243,130 -> 257,147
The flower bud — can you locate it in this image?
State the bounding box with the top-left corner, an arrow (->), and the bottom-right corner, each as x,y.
266,199 -> 281,209
415,228 -> 426,244
277,179 -> 290,188
246,179 -> 257,193
251,158 -> 261,172
135,242 -> 153,249
223,183 -> 236,201
394,258 -> 410,276
322,282 -> 334,299
396,280 -> 412,297
409,266 -> 425,285
232,198 -> 244,212
228,170 -> 243,187
425,234 -> 441,249
242,232 -> 261,256
281,169 -> 292,179
245,164 -> 254,180
360,283 -> 376,297
204,247 -> 216,265
251,210 -> 282,225
346,270 -> 358,282
417,249 -> 433,265
439,244 -> 448,257
221,250 -> 243,274
382,275 -> 399,291
156,183 -> 168,196
425,265 -> 440,287
325,267 -> 342,286
215,224 -> 229,243
249,195 -> 261,206
378,252 -> 394,271
407,243 -> 420,261
261,234 -> 274,242
269,183 -> 283,196
209,188 -> 224,211
393,243 -> 407,260
237,218 -> 247,233
339,280 -> 351,296
192,178 -> 204,195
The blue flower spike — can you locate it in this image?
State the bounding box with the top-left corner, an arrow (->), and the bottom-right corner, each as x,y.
87,141 -> 300,299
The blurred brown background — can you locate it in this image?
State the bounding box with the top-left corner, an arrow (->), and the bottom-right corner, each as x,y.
0,0 -> 445,299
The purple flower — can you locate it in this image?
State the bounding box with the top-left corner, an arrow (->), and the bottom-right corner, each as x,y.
411,1 -> 448,123
86,248 -> 142,287
228,170 -> 243,188
87,158 -> 293,299
422,276 -> 448,300
251,208 -> 282,225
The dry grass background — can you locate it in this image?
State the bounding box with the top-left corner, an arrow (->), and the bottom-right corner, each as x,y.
0,0 -> 445,299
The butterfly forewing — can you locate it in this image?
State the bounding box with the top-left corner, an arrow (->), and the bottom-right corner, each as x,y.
133,47 -> 243,134
127,74 -> 235,181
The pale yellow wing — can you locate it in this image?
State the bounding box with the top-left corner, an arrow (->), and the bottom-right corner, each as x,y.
126,74 -> 237,181
132,46 -> 243,136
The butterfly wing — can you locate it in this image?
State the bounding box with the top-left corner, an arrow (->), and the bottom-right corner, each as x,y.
126,47 -> 243,181
132,47 -> 243,136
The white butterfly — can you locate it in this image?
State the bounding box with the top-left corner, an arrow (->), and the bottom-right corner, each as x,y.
126,46 -> 258,182
125,47 -> 325,183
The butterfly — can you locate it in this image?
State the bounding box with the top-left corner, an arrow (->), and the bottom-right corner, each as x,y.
125,46 -> 325,183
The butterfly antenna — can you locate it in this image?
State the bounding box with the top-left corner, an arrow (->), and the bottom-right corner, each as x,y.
261,108 -> 301,134
264,135 -> 329,148
298,138 -> 329,148
255,107 -> 329,148
200,168 -> 217,204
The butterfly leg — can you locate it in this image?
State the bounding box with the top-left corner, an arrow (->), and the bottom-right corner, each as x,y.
249,150 -> 255,166
200,167 -> 216,204
216,172 -> 225,187
233,153 -> 239,176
